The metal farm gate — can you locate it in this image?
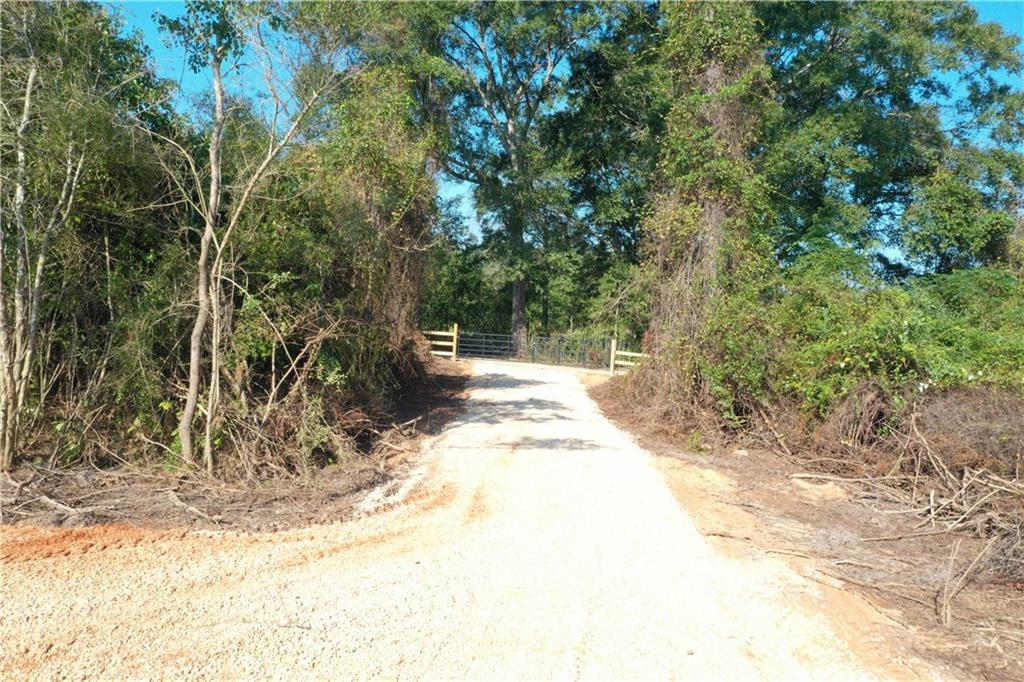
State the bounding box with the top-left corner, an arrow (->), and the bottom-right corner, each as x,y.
454,332 -> 611,370
424,325 -> 649,374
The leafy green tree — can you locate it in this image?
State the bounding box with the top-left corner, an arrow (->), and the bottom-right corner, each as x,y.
902,166 -> 1017,272
585,261 -> 652,348
420,224 -> 509,334
633,0 -> 775,417
546,1 -> 667,265
0,0 -> 172,468
755,1 -> 1023,274
632,0 -> 1023,424
419,2 -> 611,348
157,0 -> 360,470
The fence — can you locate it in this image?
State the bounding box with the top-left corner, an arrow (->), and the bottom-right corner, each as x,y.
456,332 -> 610,369
457,331 -> 515,359
422,325 -> 650,374
423,324 -> 458,359
526,335 -> 611,369
608,338 -> 650,374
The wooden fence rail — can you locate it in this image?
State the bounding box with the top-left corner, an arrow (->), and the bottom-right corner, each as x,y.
423,324 -> 458,359
609,338 -> 650,374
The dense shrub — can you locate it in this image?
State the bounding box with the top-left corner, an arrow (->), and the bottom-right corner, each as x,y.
704,250 -> 1024,418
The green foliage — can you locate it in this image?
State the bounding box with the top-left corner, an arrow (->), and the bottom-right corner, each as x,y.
583,262 -> 652,348
155,0 -> 247,72
546,2 -> 668,264
627,0 -> 1024,429
296,392 -> 332,467
705,250 -> 1024,417
1,1 -> 443,471
909,268 -> 1024,390
6,0 -> 1023,474
759,251 -> 921,414
2,1 -> 180,425
420,233 -> 509,334
902,168 -> 1017,272
756,0 -> 1023,272
222,61 -> 437,412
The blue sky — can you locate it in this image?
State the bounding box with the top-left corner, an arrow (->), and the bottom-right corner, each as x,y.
974,1 -> 1024,36
110,0 -> 1023,236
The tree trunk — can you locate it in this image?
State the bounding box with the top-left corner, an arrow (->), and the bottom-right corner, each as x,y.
178,56 -> 225,466
637,2 -> 767,414
507,204 -> 528,353
1,65 -> 82,469
0,61 -> 85,470
202,257 -> 223,474
541,283 -> 549,334
0,65 -> 35,470
511,278 -> 527,353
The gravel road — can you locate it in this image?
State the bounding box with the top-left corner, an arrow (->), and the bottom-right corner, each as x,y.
1,360 -> 942,680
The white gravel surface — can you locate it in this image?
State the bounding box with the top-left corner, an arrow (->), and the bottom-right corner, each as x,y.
1,359 -> 942,680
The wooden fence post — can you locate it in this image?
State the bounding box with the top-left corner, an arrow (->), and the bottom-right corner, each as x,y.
609,337 -> 617,375
452,323 -> 459,360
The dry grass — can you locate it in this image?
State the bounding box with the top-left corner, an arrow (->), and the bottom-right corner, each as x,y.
799,384 -> 1024,581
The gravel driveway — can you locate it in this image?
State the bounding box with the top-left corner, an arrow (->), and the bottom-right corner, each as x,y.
1,360 -> 940,680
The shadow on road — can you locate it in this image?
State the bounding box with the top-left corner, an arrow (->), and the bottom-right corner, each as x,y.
496,437 -> 600,451
473,373 -> 551,390
462,398 -> 569,425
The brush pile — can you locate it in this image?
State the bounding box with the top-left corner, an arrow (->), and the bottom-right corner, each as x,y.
795,384 -> 1024,580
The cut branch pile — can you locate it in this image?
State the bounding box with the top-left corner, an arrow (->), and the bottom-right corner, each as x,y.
888,415 -> 1024,580
786,396 -> 1024,582
0,462 -> 385,532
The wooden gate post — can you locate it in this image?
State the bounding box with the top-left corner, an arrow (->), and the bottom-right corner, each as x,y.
452,323 -> 459,360
609,337 -> 617,375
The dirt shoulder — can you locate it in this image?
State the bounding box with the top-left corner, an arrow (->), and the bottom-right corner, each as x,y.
589,377 -> 1024,681
0,358 -> 468,534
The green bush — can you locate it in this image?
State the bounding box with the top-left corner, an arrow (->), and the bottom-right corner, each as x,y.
909,268 -> 1024,391
705,248 -> 1024,417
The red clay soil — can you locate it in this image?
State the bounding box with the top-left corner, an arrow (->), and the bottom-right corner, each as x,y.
0,524 -> 168,563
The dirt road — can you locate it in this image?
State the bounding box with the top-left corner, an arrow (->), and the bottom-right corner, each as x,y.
1,360 -> 945,680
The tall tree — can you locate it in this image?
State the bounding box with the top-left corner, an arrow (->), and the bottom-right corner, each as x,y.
427,2 -> 607,349
634,0 -> 774,414
546,1 -> 667,265
755,1 -> 1023,275
0,1 -> 167,469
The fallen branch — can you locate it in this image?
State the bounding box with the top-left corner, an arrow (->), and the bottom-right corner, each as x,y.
861,528 -> 960,543
38,494 -> 79,515
938,537 -> 998,627
164,489 -> 218,523
820,570 -> 933,609
764,548 -> 811,559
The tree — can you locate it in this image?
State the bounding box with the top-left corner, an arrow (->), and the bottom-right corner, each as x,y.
545,1 -> 667,266
426,2 -> 608,349
902,165 -> 1017,273
624,0 -> 775,419
0,1 -> 165,469
627,0 -> 1023,425
755,1 -> 1023,275
157,0 -> 359,470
